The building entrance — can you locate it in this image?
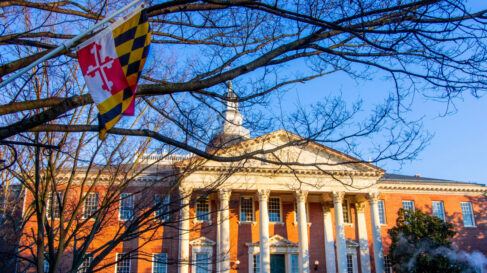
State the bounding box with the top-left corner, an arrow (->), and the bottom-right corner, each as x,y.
270,254 -> 285,273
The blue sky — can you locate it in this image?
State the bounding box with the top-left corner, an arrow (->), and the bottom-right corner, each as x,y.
286,68 -> 487,185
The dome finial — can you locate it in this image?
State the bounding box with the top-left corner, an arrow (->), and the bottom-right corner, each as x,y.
206,81 -> 250,150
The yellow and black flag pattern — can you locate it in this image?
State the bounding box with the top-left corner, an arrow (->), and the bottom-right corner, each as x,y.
112,8 -> 151,116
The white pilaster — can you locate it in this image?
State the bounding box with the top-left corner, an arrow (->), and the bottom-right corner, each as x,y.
179,187 -> 192,273
356,202 -> 371,273
296,190 -> 310,273
368,192 -> 384,273
258,189 -> 271,273
219,189 -> 231,273
322,201 -> 337,273
217,207 -> 221,273
333,191 -> 347,273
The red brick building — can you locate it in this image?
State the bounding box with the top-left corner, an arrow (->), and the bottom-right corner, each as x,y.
17,87 -> 487,273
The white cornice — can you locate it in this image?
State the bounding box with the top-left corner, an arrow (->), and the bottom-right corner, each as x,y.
188,165 -> 383,178
378,181 -> 487,194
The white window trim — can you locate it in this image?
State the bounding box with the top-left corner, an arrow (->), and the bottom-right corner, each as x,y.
79,253 -> 93,273
191,246 -> 213,273
343,199 -> 352,225
195,197 -> 212,224
402,200 -> 415,211
43,258 -> 49,273
151,253 -> 167,273
461,202 -> 476,227
268,197 -> 282,223
432,200 -> 446,221
378,200 -> 387,225
239,196 -> 255,223
47,191 -> 63,220
251,254 -> 260,273
115,253 -> 131,273
249,252 -> 257,273
118,193 -> 134,221
346,248 -> 358,273
82,192 -> 98,220
154,194 -> 170,222
289,253 -> 299,273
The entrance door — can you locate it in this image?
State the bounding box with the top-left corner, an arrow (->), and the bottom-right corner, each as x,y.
270,254 -> 285,273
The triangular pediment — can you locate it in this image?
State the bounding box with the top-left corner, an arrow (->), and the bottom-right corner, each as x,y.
190,237 -> 216,246
346,239 -> 360,248
181,130 -> 383,176
269,234 -> 298,247
246,234 -> 298,248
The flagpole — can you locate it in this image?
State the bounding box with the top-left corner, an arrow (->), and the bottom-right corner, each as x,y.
0,0 -> 143,89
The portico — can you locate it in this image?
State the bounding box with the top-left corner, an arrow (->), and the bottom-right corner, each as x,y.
178,184 -> 385,273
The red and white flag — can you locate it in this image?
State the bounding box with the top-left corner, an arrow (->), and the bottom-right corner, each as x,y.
77,6 -> 150,139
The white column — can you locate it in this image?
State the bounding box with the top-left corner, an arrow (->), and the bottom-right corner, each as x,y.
258,189 -> 271,273
322,200 -> 337,273
219,189 -> 231,273
368,192 -> 384,273
355,202 -> 371,273
333,191 -> 347,273
296,190 -> 310,273
179,187 -> 192,273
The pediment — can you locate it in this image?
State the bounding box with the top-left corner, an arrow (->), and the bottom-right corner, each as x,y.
346,239 -> 360,248
190,237 -> 216,246
269,234 -> 298,247
246,234 -> 298,248
182,130 -> 383,176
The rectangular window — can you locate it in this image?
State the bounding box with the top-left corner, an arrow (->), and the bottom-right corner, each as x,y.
432,201 -> 445,221
195,253 -> 209,273
290,254 -> 299,273
196,197 -> 210,221
240,197 -> 254,222
47,191 -> 63,219
253,254 -> 260,273
44,259 -> 49,273
378,200 -> 386,225
268,197 -> 281,222
116,253 -> 131,273
384,255 -> 393,273
461,202 -> 475,227
152,253 -> 167,273
119,193 -> 134,221
83,193 -> 98,219
346,254 -> 354,273
343,200 -> 351,223
155,194 -> 170,221
402,200 -> 415,212
78,253 -> 93,273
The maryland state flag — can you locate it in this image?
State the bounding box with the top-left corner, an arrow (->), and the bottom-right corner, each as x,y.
77,6 -> 151,139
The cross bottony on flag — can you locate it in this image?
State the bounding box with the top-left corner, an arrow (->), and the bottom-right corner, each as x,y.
77,5 -> 151,139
